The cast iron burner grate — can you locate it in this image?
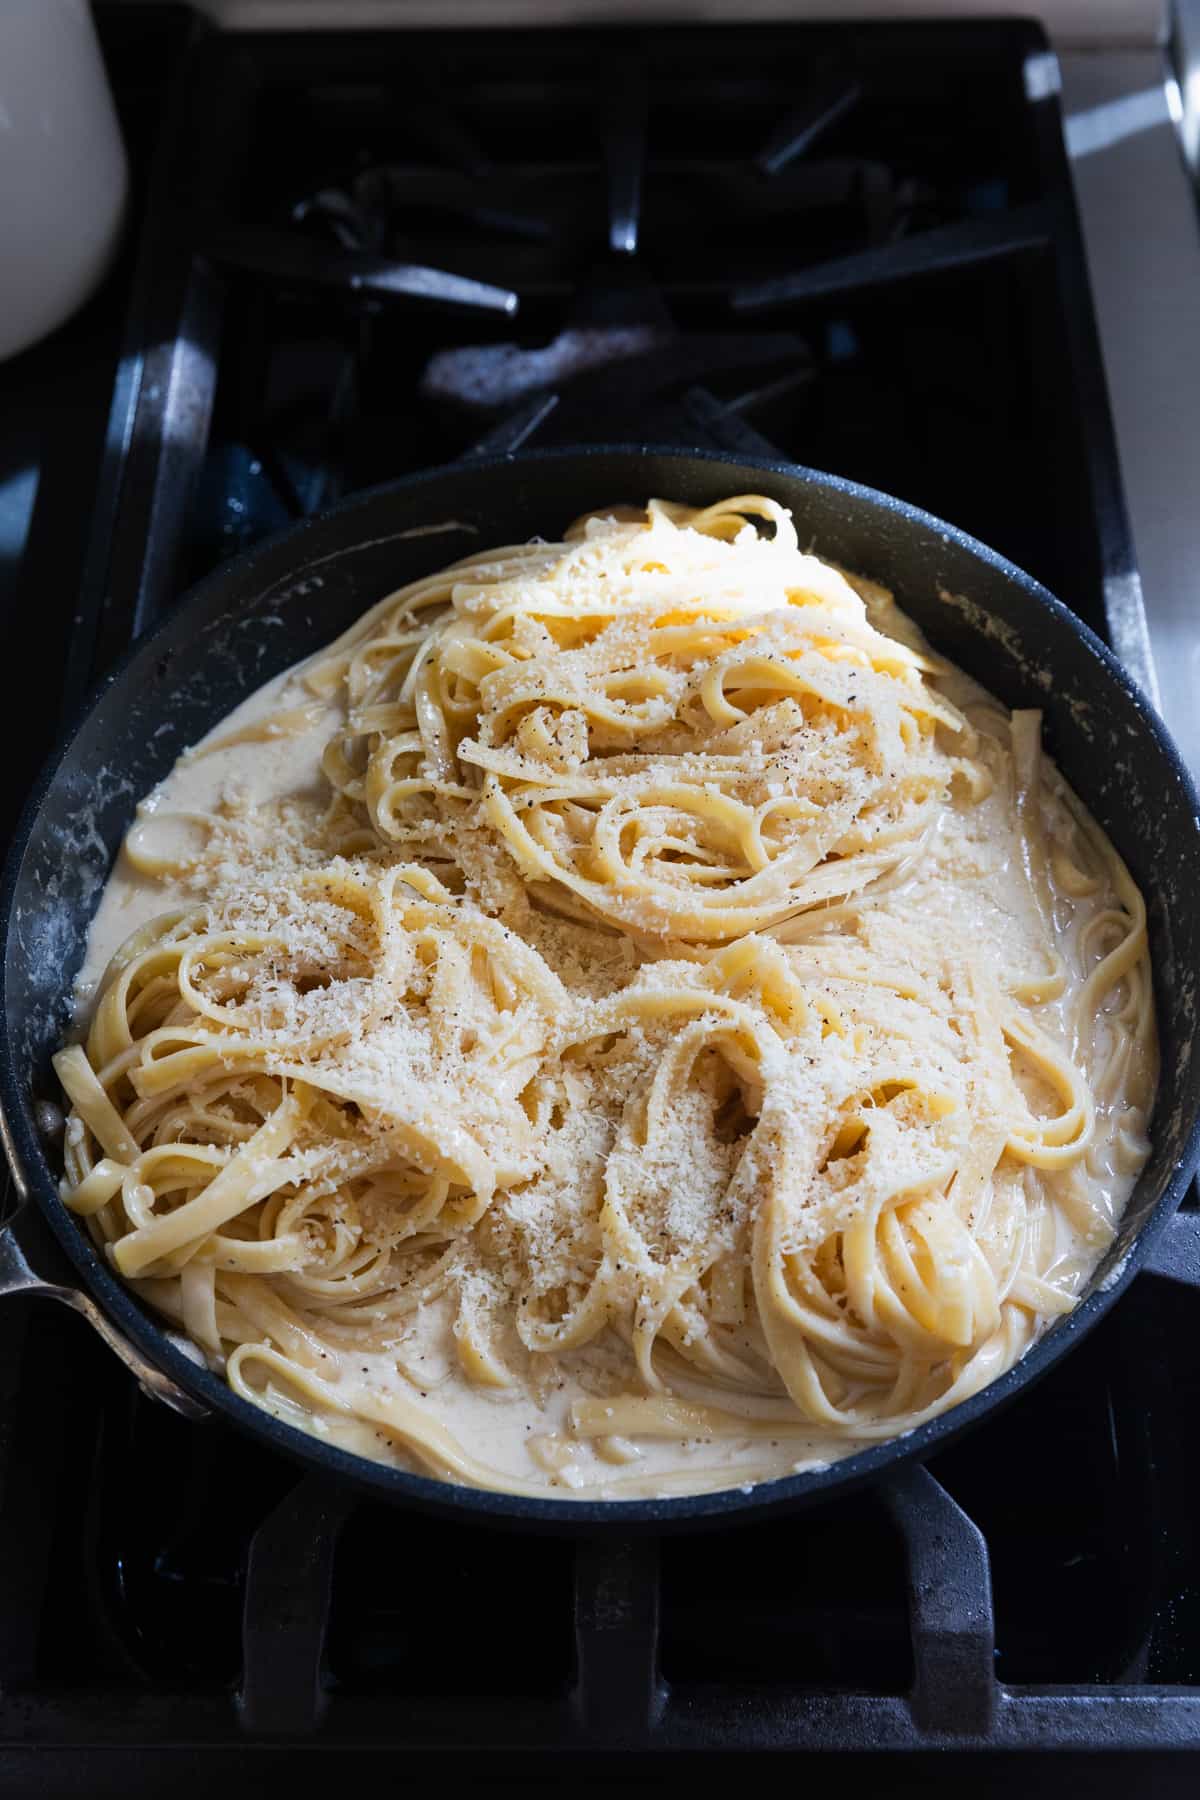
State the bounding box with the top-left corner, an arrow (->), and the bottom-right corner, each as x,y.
3,6 -> 1200,1790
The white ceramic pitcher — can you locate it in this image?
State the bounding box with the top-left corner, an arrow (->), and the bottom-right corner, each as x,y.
0,0 -> 129,361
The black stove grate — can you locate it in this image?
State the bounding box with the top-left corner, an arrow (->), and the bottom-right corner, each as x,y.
3,7 -> 1199,1788
76,10 -> 1150,663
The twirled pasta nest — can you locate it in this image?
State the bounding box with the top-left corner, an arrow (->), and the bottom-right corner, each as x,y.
315,498 -> 986,939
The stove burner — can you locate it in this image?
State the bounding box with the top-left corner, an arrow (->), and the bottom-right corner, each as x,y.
422,322 -> 665,410
421,321 -> 809,420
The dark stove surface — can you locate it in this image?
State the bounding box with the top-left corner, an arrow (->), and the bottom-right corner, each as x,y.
178,17 -> 1117,632
2,5 -> 1199,1790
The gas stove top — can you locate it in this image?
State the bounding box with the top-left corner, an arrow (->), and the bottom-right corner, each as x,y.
3,6 -> 1200,1789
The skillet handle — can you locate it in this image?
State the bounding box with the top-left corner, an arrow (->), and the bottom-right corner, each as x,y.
1143,1207 -> 1200,1290
0,1201 -> 209,1422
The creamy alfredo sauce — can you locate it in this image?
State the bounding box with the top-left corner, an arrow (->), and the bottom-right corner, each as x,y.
72,576 -> 1154,1500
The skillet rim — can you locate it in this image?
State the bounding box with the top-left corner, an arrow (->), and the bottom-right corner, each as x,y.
3,442 -> 1198,1530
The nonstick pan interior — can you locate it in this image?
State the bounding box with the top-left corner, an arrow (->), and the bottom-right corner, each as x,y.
4,446 -> 1199,1529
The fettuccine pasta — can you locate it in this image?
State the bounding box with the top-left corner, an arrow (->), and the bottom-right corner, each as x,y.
55,497 -> 1156,1497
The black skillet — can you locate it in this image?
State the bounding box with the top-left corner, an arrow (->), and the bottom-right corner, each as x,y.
3,446 -> 1199,1530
